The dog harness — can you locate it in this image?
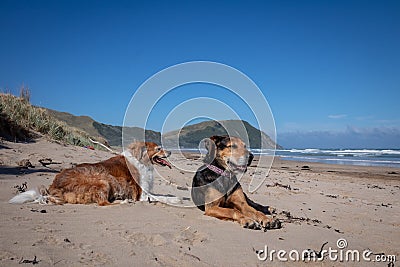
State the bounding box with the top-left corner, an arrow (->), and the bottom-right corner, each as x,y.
206,164 -> 230,177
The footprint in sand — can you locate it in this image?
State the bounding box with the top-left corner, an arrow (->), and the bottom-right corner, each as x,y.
79,250 -> 112,265
32,225 -> 51,233
33,235 -> 75,249
31,234 -> 111,265
10,216 -> 32,222
173,227 -> 208,246
0,251 -> 17,262
120,231 -> 168,247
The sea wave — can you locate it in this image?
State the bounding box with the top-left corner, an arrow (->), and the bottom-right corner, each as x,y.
278,155 -> 400,167
172,147 -> 400,167
274,148 -> 400,157
272,148 -> 400,167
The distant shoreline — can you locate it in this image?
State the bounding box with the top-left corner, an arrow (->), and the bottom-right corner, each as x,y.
175,147 -> 400,168
274,148 -> 400,168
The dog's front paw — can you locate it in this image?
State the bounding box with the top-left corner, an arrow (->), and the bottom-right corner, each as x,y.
239,217 -> 262,230
267,206 -> 277,215
263,218 -> 281,231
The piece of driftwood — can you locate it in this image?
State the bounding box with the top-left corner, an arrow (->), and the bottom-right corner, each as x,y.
19,255 -> 40,264
89,138 -> 118,154
14,182 -> 27,193
38,158 -> 61,167
266,182 -> 298,191
16,159 -> 34,169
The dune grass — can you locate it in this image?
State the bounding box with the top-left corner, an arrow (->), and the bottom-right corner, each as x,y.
0,90 -> 105,149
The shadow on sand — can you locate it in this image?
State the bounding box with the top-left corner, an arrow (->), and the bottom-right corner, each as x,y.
0,166 -> 59,177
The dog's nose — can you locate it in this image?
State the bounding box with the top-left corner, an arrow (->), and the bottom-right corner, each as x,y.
247,152 -> 254,166
165,150 -> 171,157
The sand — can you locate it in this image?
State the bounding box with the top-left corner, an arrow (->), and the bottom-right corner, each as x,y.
0,137 -> 399,266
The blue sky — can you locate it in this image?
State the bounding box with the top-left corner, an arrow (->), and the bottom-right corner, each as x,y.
1,0 -> 399,148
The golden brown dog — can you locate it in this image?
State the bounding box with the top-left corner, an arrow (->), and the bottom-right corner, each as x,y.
191,135 -> 281,230
47,141 -> 172,205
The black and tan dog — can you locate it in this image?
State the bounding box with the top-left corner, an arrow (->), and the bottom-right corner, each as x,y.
191,135 -> 281,230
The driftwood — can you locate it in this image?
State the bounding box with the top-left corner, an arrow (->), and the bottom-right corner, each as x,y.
89,138 -> 118,154
304,241 -> 329,259
14,182 -> 27,193
266,182 -> 298,191
16,159 -> 34,169
279,210 -> 322,224
38,158 -> 61,167
19,255 -> 40,265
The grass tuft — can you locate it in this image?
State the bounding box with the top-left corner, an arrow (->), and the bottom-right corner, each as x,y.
0,90 -> 106,149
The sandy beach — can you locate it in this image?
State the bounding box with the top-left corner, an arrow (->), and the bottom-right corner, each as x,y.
0,138 -> 399,266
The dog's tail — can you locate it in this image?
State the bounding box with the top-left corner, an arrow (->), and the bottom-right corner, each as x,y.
9,186 -> 48,204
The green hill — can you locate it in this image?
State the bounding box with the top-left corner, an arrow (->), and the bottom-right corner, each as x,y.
47,109 -> 101,138
93,122 -> 161,147
47,109 -> 161,147
1,93 -> 280,149
47,110 -> 280,149
162,120 -> 281,149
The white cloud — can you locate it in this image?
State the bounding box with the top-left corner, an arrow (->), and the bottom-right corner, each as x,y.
278,126 -> 400,148
328,114 -> 347,119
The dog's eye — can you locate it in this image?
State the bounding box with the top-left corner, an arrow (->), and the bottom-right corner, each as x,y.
156,147 -> 161,151
231,144 -> 238,149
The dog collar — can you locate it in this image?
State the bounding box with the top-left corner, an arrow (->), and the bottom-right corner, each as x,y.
206,164 -> 230,177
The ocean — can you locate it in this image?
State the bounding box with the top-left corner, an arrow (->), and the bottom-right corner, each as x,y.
270,149 -> 400,168
177,148 -> 400,168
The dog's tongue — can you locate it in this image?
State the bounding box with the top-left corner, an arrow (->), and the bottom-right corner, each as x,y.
159,158 -> 172,169
237,165 -> 247,171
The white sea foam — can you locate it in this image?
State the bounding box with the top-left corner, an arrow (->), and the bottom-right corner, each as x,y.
174,148 -> 400,167
274,148 -> 400,155
271,148 -> 400,167
280,155 -> 400,164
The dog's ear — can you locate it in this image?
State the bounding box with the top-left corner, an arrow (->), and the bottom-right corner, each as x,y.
247,152 -> 254,166
140,146 -> 147,160
129,142 -> 147,160
203,135 -> 225,164
209,135 -> 227,146
203,138 -> 216,164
